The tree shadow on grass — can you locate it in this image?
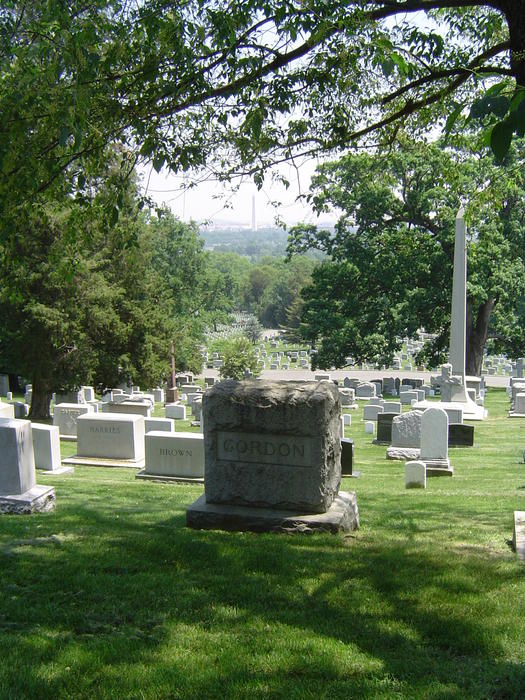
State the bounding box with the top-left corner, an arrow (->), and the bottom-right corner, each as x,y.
0,496 -> 524,699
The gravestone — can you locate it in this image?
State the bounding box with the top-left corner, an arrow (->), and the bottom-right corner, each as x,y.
420,407 -> 452,476
355,382 -> 376,399
102,400 -> 151,417
137,432 -> 205,482
0,418 -> 56,513
405,461 -> 426,489
363,405 -> 383,421
0,402 -> 15,419
145,417 -> 174,433
400,390 -> 418,405
63,413 -> 145,467
448,423 -> 474,447
187,380 -> 359,533
341,438 -> 358,477
32,423 -> 72,474
510,393 -> 525,417
53,403 -> 95,438
386,410 -> 423,460
0,374 -> 9,396
374,413 -> 394,445
383,377 -> 396,394
153,387 -> 165,403
165,403 -> 186,420
382,401 -> 402,415
55,390 -> 85,405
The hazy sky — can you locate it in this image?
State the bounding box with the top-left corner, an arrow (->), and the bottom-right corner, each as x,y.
139,157 -> 337,228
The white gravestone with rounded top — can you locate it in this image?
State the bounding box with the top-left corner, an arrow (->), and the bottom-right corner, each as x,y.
420,407 -> 452,476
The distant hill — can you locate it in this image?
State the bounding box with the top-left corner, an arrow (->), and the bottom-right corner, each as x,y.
199,226 -> 331,259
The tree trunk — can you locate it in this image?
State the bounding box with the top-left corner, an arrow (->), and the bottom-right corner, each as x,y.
466,297 -> 495,376
29,376 -> 53,420
498,1 -> 525,87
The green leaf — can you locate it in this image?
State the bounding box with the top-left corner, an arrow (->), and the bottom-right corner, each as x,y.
152,156 -> 165,173
490,121 -> 513,162
59,127 -> 71,146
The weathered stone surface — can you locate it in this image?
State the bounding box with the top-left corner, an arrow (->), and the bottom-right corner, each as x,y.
382,402 -> 401,415
386,410 -> 422,461
102,401 -> 151,417
186,491 -> 359,534
203,380 -> 341,513
53,403 -> 94,438
0,485 -> 56,514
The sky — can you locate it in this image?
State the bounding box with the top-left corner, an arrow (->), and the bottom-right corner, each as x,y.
138,156 -> 338,228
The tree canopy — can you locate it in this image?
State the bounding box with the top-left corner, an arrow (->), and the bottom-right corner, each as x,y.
1,0 -> 524,225
288,137 -> 525,375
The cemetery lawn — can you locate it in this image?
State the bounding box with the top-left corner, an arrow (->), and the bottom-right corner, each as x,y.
1,390 -> 525,699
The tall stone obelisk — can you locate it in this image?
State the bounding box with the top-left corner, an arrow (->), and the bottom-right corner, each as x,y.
449,207 -> 466,378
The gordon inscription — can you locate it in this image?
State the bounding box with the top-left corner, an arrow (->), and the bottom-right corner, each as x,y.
217,431 -> 319,468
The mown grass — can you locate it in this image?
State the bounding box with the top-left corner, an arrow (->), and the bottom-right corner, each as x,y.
1,389 -> 525,699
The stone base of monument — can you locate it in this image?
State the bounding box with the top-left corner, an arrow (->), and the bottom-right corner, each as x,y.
38,466 -> 75,475
509,411 -> 525,418
186,491 -> 359,534
59,435 -> 77,442
136,470 -> 203,484
63,455 -> 145,469
0,485 -> 56,514
415,399 -> 485,421
386,447 -> 420,461
424,459 -> 454,477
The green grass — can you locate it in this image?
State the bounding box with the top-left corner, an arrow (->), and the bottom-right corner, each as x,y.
1,390 -> 525,699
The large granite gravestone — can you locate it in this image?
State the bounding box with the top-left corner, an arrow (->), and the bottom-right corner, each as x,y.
386,410 -> 423,460
187,380 -> 359,533
0,418 -> 55,513
63,413 -> 145,467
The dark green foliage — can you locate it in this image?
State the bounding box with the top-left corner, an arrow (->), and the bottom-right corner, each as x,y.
289,139 -> 525,373
219,336 -> 260,379
1,0 -> 523,229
